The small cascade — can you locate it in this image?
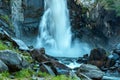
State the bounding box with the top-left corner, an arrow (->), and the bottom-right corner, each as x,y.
36,0 -> 91,57
11,0 -> 24,38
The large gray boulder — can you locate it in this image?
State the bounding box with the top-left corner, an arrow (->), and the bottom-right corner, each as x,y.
0,50 -> 28,72
0,60 -> 8,72
77,64 -> 105,80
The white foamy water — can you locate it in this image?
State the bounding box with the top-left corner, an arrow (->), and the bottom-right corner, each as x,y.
35,0 -> 91,57
66,62 -> 82,69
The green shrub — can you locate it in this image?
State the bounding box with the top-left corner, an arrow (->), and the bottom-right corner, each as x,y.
0,71 -> 10,80
14,69 -> 34,79
0,41 -> 9,50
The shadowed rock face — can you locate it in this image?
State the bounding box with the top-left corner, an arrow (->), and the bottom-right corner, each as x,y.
30,48 -> 48,62
0,60 -> 8,72
1,0 -> 120,49
30,48 -> 70,75
0,0 -> 44,46
19,0 -> 44,46
22,0 -> 44,35
0,0 -> 11,15
88,48 -> 108,68
67,1 -> 120,50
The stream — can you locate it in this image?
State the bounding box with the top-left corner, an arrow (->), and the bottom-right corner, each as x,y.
56,57 -> 120,80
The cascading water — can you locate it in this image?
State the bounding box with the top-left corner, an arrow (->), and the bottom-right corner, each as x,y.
36,0 -> 91,57
36,0 -> 71,49
11,0 -> 24,38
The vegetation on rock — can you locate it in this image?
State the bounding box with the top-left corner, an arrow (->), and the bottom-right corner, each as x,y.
0,40 -> 78,80
94,0 -> 120,16
0,68 -> 78,80
0,15 -> 14,30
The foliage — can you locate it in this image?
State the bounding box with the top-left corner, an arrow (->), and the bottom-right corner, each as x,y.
0,68 -> 79,80
113,0 -> 120,16
95,0 -> 120,16
14,69 -> 34,79
0,40 -> 33,63
50,75 -> 78,80
0,40 -> 79,80
0,15 -> 14,30
0,41 -> 9,50
80,0 -> 120,16
37,71 -> 50,77
0,71 -> 10,80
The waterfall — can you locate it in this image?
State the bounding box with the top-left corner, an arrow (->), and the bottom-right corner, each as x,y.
36,0 -> 91,57
11,0 -> 24,38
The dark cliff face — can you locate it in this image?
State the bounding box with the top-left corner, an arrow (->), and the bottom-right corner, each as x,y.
0,0 -> 120,49
0,0 -> 44,46
0,0 -> 11,15
67,0 -> 83,39
88,4 -> 120,49
22,0 -> 44,35
21,0 -> 44,46
67,0 -> 120,49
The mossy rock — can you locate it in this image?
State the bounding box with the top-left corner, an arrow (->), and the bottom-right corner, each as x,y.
0,15 -> 14,30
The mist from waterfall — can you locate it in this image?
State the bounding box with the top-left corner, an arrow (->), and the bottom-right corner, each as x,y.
36,0 -> 91,57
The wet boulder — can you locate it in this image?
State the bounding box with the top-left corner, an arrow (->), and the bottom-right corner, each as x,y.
88,48 -> 108,68
50,59 -> 70,75
11,38 -> 29,51
0,50 -> 29,72
113,43 -> 120,55
77,54 -> 89,64
30,48 -> 70,75
118,65 -> 120,72
39,62 -> 57,76
77,64 -> 105,80
30,48 -> 49,62
0,60 -> 8,72
105,53 -> 119,68
39,61 -> 70,75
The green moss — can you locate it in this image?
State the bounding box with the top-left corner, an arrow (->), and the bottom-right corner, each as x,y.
14,69 -> 34,79
37,71 -> 50,77
0,68 -> 79,80
51,75 -> 71,80
0,15 -> 14,30
0,71 -> 10,80
0,41 -> 9,50
0,40 -> 16,50
0,40 -> 79,80
46,75 -> 78,80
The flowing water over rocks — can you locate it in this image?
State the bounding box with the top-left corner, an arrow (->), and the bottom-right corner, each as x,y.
1,0 -> 120,79
35,0 -> 91,57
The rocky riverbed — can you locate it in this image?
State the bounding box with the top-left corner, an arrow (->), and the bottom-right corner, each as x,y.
0,30 -> 120,79
0,0 -> 120,80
